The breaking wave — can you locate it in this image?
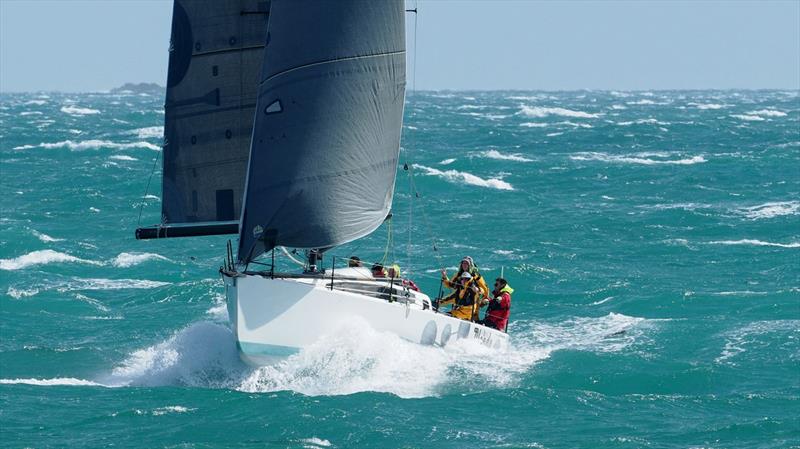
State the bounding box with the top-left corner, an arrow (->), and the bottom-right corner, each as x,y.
413,164 -> 514,191
748,109 -> 787,117
128,126 -> 164,139
736,201 -> 800,220
0,250 -> 102,271
688,103 -> 730,110
13,139 -> 160,151
31,229 -> 63,243
730,114 -> 765,122
108,155 -> 138,161
0,378 -> 104,387
707,239 -> 800,249
480,149 -> 533,162
569,152 -> 706,165
60,105 -> 101,115
518,105 -> 600,119
111,252 -> 171,268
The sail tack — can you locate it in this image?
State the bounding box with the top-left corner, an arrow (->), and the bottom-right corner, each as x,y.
237,0 -> 407,262
161,0 -> 269,225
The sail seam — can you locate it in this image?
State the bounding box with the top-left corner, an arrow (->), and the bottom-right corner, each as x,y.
192,45 -> 265,58
261,50 -> 406,85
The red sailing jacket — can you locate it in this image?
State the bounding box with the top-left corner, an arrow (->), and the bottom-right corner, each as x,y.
484,290 -> 511,332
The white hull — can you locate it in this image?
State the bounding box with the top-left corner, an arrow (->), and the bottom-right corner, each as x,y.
222,268 -> 509,366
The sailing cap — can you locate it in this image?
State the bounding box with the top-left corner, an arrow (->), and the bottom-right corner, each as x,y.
460,271 -> 473,279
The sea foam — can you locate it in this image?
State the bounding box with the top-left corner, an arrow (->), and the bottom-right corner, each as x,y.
736,201 -> 800,220
518,105 -> 600,119
13,139 -> 161,151
480,149 -> 533,162
413,164 -> 514,190
708,239 -> 800,249
111,252 -> 171,268
570,152 -> 706,165
60,105 -> 101,116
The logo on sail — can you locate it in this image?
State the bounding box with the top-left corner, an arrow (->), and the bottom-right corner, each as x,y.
253,225 -> 264,238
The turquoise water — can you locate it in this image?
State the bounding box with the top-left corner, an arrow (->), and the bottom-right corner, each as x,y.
1,90 -> 798,448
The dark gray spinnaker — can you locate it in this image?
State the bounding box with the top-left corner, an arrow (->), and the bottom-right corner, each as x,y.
237,0 -> 407,262
159,0 -> 268,228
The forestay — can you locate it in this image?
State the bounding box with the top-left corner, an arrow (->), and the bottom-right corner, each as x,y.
162,0 -> 269,225
238,0 -> 407,262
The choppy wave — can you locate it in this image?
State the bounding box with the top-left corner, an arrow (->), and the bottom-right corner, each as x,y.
570,152 -> 706,165
413,164 -> 514,191
715,320 -> 799,364
730,114 -> 765,122
6,287 -> 40,299
60,105 -> 101,116
108,155 -> 138,161
748,109 -> 787,117
708,239 -> 800,249
57,278 -> 171,291
518,105 -> 600,119
439,158 -> 456,165
480,150 -> 533,162
688,103 -> 730,110
0,378 -> 104,387
31,229 -> 63,243
736,201 -> 800,220
13,139 -> 160,151
111,252 -> 171,268
128,126 -> 164,139
0,250 -> 102,271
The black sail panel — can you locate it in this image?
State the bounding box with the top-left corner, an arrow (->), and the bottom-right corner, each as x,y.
237,0 -> 406,262
161,0 -> 269,224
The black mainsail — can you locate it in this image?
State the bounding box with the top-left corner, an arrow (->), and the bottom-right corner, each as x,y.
137,0 -> 269,239
237,0 -> 407,262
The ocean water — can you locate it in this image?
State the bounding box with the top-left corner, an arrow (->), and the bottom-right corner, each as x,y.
1,90 -> 798,449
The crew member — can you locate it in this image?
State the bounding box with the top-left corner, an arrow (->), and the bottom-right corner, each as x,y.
482,277 -> 513,332
438,271 -> 481,321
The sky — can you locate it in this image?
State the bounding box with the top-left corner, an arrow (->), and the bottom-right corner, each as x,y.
1,0 -> 798,92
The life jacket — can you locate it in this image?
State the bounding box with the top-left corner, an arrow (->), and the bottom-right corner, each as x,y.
454,278 -> 478,307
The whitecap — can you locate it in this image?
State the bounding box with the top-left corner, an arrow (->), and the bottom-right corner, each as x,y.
31,229 -> 63,242
519,122 -> 549,128
736,201 -> 800,220
569,152 -> 706,165
151,406 -> 196,416
730,114 -> 765,122
23,100 -> 47,106
413,164 -> 514,191
300,437 -> 332,448
128,126 -> 164,139
60,105 -> 101,115
0,250 -> 102,271
439,158 -> 456,165
707,239 -> 799,249
58,278 -> 171,291
0,377 -> 104,387
748,109 -> 787,117
626,99 -> 656,105
6,287 -> 39,299
518,105 -> 600,119
20,111 -> 43,116
109,155 -> 138,161
15,139 -> 161,151
688,103 -> 730,110
480,149 -> 533,162
111,252 -> 171,268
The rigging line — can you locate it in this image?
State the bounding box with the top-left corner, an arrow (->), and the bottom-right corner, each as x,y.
405,0 -> 420,274
136,142 -> 162,228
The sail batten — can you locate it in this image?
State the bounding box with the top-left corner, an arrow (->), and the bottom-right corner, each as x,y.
237,0 -> 407,262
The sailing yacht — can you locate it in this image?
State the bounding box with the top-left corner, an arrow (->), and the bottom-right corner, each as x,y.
136,0 -> 509,365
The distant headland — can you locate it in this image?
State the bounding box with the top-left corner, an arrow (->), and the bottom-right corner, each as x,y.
110,82 -> 164,95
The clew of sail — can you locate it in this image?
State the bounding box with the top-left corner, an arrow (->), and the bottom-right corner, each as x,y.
161,0 -> 269,227
237,0 -> 407,262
